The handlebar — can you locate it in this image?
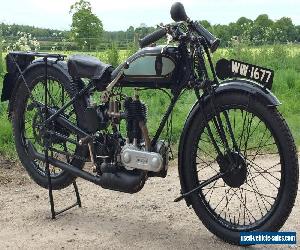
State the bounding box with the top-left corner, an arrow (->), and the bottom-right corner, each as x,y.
139,22 -> 220,53
191,22 -> 220,53
139,28 -> 167,48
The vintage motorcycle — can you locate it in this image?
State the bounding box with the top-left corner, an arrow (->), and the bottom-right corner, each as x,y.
1,2 -> 299,245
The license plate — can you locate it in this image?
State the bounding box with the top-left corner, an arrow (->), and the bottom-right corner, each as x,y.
230,59 -> 274,88
215,58 -> 274,89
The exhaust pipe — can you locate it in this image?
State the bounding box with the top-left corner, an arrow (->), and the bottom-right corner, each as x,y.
27,142 -> 146,194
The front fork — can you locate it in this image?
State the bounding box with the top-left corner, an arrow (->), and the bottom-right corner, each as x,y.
194,86 -> 238,158
174,86 -> 239,202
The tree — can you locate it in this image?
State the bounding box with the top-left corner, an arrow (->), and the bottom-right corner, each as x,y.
255,14 -> 273,28
249,14 -> 274,44
0,29 -> 4,76
135,24 -> 155,41
235,17 -> 252,37
126,26 -> 135,41
236,17 -> 252,27
214,24 -> 231,46
296,25 -> 300,42
106,42 -> 119,67
70,0 -> 103,50
199,20 -> 212,31
273,17 -> 297,43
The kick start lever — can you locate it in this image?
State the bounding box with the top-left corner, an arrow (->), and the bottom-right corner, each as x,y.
79,136 -> 97,172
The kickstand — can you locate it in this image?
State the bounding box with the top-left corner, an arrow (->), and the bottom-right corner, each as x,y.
43,56 -> 81,219
46,163 -> 82,219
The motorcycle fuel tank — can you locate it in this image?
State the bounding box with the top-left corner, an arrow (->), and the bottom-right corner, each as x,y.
117,46 -> 178,87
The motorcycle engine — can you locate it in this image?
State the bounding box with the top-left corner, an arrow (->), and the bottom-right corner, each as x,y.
121,97 -> 168,176
107,95 -> 169,176
85,94 -> 169,176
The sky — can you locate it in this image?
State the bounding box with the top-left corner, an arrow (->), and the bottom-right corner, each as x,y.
0,0 -> 299,31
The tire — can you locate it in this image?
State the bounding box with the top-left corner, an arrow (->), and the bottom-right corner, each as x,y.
181,91 -> 299,245
12,66 -> 88,190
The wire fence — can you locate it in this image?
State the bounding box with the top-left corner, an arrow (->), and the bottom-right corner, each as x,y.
1,36 -> 136,52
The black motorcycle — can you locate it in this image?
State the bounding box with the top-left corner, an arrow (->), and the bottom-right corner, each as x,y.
1,2 -> 298,245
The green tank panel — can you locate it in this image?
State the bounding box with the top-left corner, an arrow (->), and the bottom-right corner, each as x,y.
124,55 -> 175,76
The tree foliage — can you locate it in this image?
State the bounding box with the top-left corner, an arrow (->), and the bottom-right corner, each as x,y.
106,43 -> 119,67
70,0 -> 103,50
201,14 -> 299,46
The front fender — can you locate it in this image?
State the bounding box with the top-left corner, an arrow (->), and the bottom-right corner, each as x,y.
177,79 -> 280,206
215,79 -> 280,106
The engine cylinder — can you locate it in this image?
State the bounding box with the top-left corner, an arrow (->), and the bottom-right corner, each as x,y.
124,97 -> 147,143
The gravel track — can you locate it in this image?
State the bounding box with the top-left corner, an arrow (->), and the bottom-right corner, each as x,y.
0,157 -> 299,249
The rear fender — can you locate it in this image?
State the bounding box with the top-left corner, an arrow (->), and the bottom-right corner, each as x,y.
177,79 -> 280,206
1,53 -> 34,102
5,59 -> 83,117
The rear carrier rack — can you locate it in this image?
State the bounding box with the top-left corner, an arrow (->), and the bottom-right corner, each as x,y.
8,51 -> 66,60
1,51 -> 67,102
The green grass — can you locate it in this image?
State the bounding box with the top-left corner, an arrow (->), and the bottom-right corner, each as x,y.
0,98 -> 15,157
0,44 -> 300,157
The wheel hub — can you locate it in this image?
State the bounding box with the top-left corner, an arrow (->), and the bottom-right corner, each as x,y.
32,107 -> 70,145
32,110 -> 46,146
217,152 -> 247,188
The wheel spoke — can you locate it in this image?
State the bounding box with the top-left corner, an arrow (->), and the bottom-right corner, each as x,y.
223,110 -> 238,151
233,189 -> 256,222
245,171 -> 274,207
197,146 -> 216,160
218,188 -> 237,219
250,132 -> 273,161
247,159 -> 281,185
242,113 -> 255,158
240,187 -> 276,200
238,110 -> 249,152
246,142 -> 276,152
212,187 -> 232,211
203,179 -> 219,202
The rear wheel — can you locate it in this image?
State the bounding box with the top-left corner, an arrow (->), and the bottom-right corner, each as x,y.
181,92 -> 299,245
12,66 -> 88,190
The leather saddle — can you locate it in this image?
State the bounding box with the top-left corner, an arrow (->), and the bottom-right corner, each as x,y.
67,54 -> 113,80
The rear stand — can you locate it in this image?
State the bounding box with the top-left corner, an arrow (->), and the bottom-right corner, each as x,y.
43,56 -> 82,219
45,164 -> 82,219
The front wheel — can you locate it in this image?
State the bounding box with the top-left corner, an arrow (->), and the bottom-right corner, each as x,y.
181,91 -> 299,245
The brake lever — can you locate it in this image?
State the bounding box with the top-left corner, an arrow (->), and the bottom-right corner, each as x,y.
161,33 -> 173,54
156,22 -> 165,29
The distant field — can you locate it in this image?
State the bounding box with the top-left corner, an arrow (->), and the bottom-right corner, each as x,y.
0,44 -> 300,157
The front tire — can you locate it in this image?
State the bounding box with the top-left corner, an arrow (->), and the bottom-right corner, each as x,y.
181,91 -> 299,245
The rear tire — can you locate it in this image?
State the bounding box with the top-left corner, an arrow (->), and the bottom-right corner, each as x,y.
181,91 -> 299,245
12,66 -> 88,190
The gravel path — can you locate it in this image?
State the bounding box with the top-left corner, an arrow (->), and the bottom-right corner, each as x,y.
0,157 -> 299,249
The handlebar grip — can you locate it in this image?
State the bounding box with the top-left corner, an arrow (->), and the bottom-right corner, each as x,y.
139,28 -> 167,48
193,22 -> 220,53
